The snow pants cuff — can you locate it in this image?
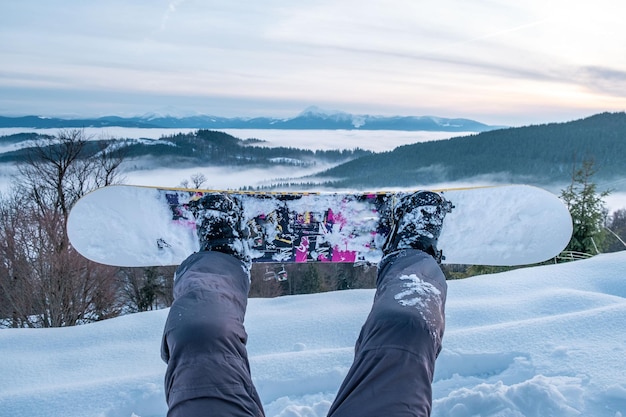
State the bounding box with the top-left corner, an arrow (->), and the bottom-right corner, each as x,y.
161,251 -> 264,417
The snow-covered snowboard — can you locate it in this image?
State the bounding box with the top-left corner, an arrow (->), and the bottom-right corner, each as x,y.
67,184 -> 572,267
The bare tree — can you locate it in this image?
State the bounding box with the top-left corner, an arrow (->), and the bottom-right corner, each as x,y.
0,193 -> 38,327
0,129 -> 126,327
18,129 -> 124,218
179,172 -> 208,189
605,208 -> 626,252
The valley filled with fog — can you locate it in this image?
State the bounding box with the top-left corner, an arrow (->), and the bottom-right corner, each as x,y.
120,129 -> 462,190
1,127 -> 625,211
0,127 -> 461,151
0,127 -> 466,188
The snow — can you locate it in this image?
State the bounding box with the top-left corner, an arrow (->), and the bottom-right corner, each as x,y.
1,251 -> 625,416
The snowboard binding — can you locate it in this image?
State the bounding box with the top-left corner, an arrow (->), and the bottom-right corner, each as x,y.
187,193 -> 252,266
383,191 -> 454,263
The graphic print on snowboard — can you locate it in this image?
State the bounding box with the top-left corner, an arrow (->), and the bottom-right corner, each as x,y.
157,190 -> 394,264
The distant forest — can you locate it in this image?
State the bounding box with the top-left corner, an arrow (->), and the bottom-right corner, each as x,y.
0,129 -> 372,168
314,112 -> 626,188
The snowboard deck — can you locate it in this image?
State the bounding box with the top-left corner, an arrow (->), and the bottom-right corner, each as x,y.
67,184 -> 572,267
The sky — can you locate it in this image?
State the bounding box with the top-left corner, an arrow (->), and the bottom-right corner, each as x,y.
1,0 -> 626,126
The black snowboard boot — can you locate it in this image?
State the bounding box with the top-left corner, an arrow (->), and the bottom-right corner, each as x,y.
187,193 -> 251,266
382,191 -> 453,263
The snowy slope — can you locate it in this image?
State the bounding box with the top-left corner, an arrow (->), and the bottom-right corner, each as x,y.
1,252 -> 625,417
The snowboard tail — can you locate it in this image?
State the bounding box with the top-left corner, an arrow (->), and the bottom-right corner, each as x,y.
67,185 -> 573,267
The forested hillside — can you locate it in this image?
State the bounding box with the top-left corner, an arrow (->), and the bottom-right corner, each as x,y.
316,112 -> 626,188
0,129 -> 372,168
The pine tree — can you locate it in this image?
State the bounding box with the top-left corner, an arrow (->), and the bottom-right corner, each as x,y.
560,159 -> 610,255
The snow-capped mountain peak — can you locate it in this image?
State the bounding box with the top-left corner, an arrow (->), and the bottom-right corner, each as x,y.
0,107 -> 498,132
298,106 -> 349,118
140,107 -> 205,120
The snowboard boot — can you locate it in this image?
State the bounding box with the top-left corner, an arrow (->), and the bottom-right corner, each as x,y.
382,191 -> 453,263
187,193 -> 251,267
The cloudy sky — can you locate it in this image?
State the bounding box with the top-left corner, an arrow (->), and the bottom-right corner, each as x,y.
1,0 -> 625,125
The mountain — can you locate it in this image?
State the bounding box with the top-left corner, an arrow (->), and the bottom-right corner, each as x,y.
0,115 -> 156,129
285,106 -> 495,131
0,108 -> 498,132
313,112 -> 626,188
2,112 -> 624,192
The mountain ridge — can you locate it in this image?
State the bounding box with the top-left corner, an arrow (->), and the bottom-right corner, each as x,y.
0,108 -> 499,132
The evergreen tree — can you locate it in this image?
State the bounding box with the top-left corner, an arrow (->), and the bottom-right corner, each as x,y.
560,159 -> 610,255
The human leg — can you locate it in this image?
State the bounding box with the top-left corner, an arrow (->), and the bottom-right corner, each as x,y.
161,194 -> 264,417
327,250 -> 446,417
328,191 -> 452,417
161,251 -> 264,417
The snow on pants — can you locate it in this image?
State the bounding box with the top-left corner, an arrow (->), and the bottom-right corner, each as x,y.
327,249 -> 447,417
161,249 -> 447,417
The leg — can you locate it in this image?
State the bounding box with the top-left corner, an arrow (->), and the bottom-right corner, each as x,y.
329,191 -> 452,417
327,249 -> 447,417
161,251 -> 264,417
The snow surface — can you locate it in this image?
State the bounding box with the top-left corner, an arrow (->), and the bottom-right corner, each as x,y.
1,251 -> 625,417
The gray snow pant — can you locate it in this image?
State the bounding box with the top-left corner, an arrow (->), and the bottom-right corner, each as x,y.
161,249 -> 446,417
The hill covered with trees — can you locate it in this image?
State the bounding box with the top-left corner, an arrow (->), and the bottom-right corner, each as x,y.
314,112 -> 626,188
0,129 -> 372,169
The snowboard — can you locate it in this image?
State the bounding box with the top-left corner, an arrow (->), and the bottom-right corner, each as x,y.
67,184 -> 572,268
